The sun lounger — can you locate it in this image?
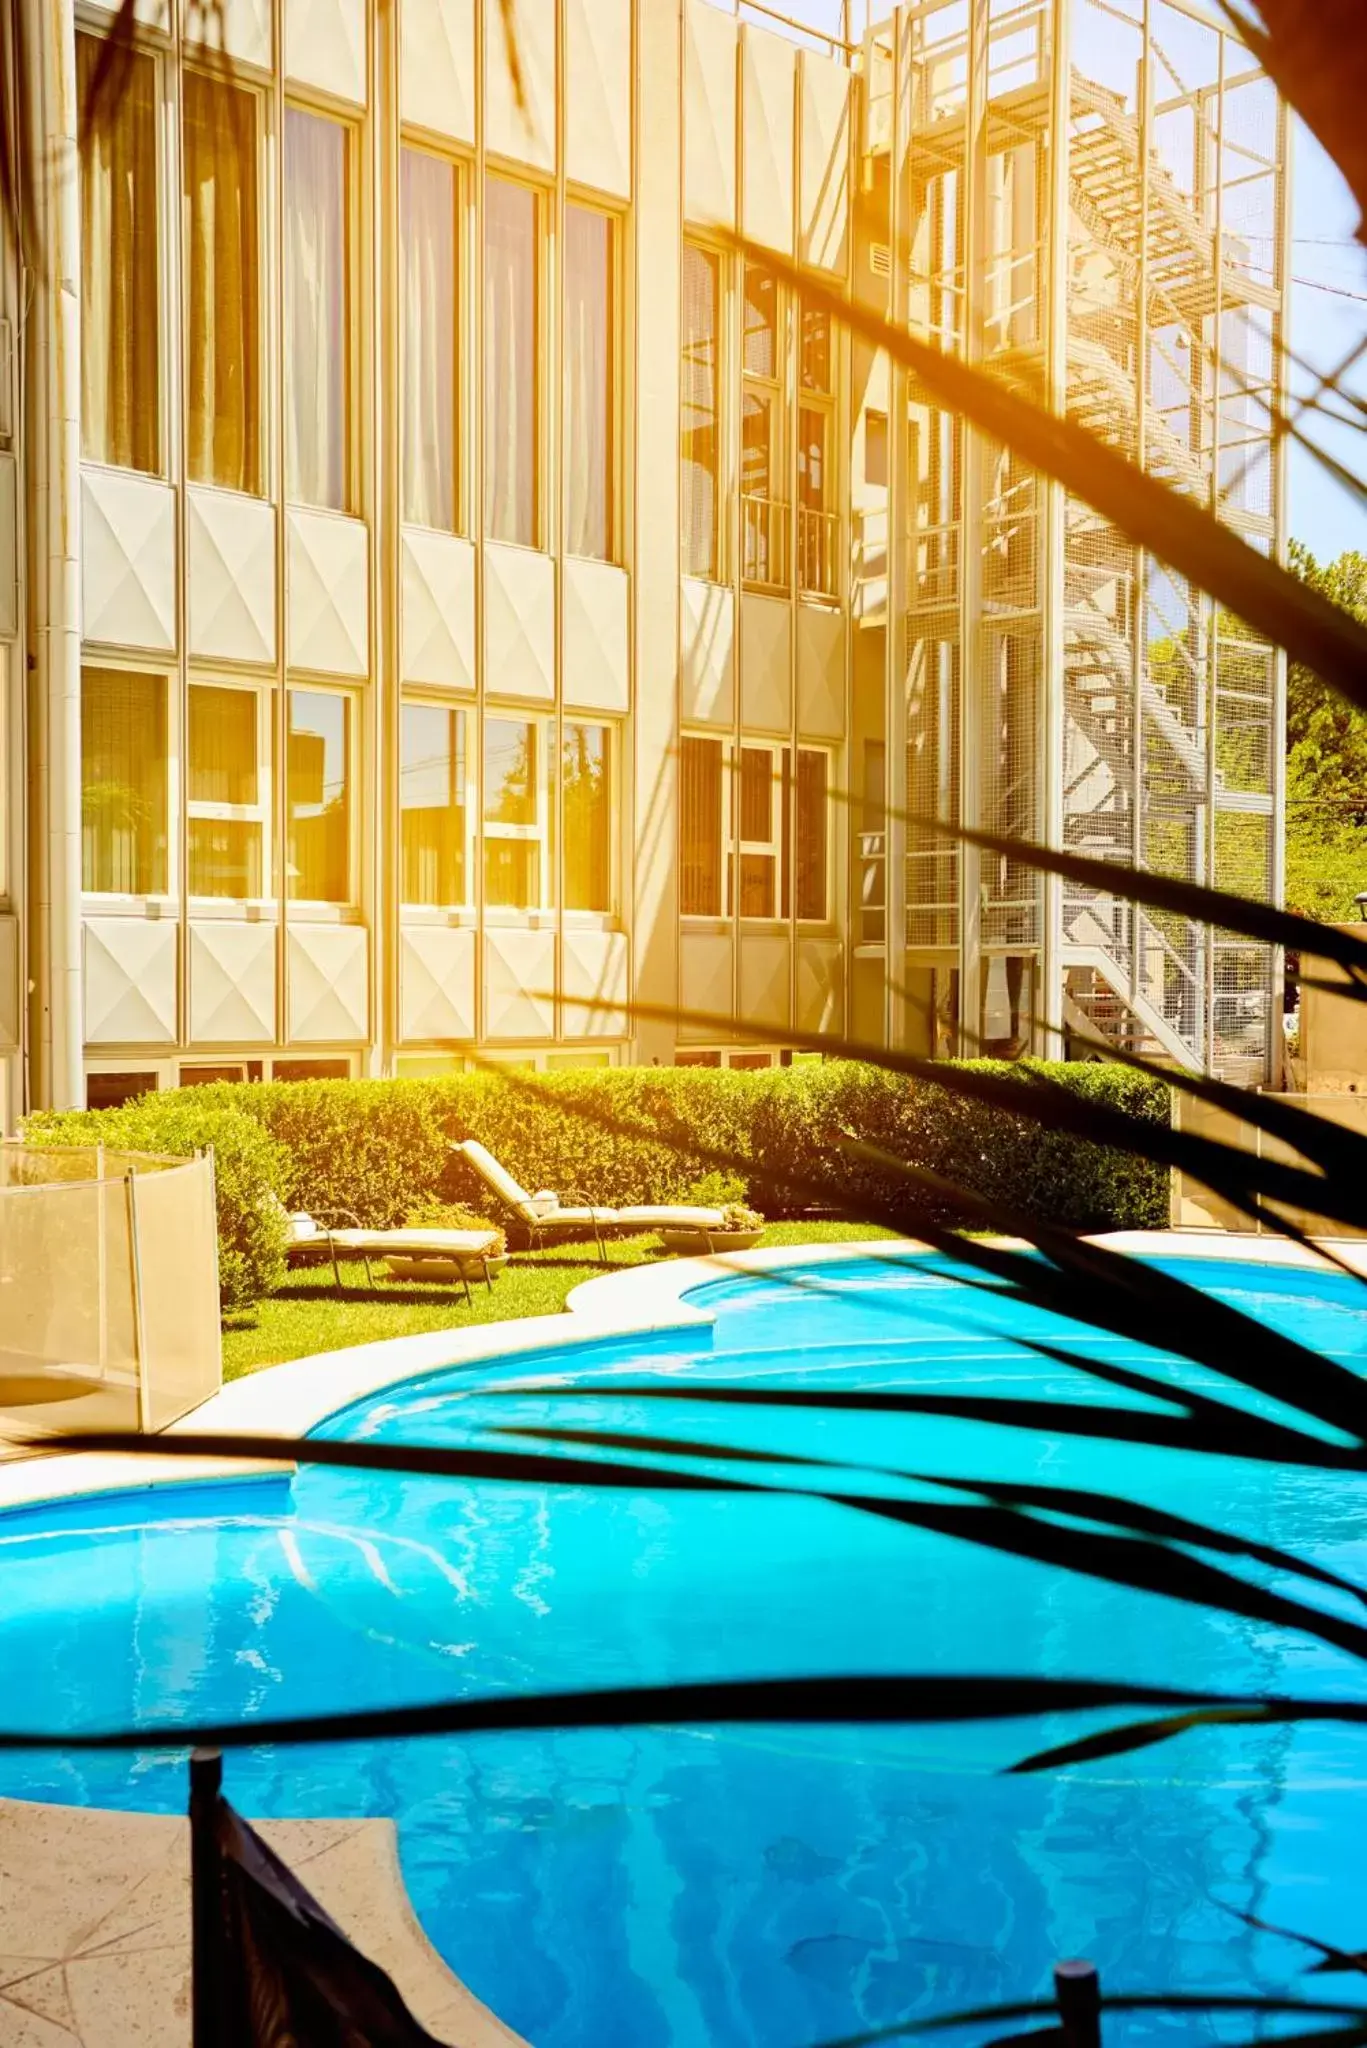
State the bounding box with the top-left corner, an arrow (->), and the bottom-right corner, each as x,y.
285,1208 -> 501,1303
451,1140 -> 741,1258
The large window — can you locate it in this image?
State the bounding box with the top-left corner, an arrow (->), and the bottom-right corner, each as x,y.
485,178 -> 539,547
185,71 -> 261,495
484,717 -> 552,908
287,690 -> 351,902
78,34 -> 159,474
401,701 -> 469,906
188,683 -> 268,897
564,206 -> 614,562
81,669 -> 168,894
681,244 -> 720,580
742,264 -> 787,589
681,734 -> 830,923
284,108 -> 351,511
799,300 -> 837,598
400,149 -> 460,532
562,722 -> 612,912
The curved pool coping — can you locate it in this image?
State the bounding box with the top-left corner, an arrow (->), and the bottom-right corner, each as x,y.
2,1227 -> 1363,1523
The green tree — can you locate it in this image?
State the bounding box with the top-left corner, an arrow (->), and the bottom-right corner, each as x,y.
1285,543 -> 1367,922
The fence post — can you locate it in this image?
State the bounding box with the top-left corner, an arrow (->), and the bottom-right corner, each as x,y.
126,1171 -> 151,1433
189,1748 -> 226,2048
1054,1959 -> 1101,2048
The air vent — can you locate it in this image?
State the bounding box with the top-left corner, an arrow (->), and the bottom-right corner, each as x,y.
870,243 -> 892,278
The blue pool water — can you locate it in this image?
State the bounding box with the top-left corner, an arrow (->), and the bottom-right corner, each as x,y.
3,1250 -> 1367,2047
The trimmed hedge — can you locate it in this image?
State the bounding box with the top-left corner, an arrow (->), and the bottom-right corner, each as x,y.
23,1098 -> 291,1313
24,1060 -> 1168,1316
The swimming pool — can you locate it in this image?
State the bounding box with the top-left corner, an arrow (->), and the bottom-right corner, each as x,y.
2,1245 -> 1366,2048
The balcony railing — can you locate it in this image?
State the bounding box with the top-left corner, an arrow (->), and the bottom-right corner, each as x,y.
742,493 -> 790,591
799,506 -> 841,600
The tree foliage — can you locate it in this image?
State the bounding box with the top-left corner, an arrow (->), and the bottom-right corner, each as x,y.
1286,544 -> 1367,922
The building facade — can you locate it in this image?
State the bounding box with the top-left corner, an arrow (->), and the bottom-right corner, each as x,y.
0,0 -> 1289,1115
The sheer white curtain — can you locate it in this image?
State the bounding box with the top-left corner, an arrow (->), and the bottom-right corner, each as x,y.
400,150 -> 457,531
185,72 -> 260,494
484,178 -> 537,547
284,109 -> 349,511
79,34 -> 159,473
564,206 -> 611,561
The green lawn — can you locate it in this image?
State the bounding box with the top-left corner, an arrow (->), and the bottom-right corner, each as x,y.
222,1221 -> 897,1380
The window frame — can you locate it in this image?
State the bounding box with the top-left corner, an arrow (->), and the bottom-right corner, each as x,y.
680,729 -> 730,920
482,712 -> 554,916
790,742 -> 833,926
562,197 -> 621,565
680,238 -> 725,583
80,662 -> 177,904
741,260 -> 789,594
186,676 -> 274,907
282,98 -> 358,517
483,171 -> 547,552
797,297 -> 839,601
398,140 -> 466,536
679,732 -> 834,928
732,739 -> 783,920
399,693 -> 477,913
559,716 -> 618,920
285,684 -> 357,910
182,60 -> 267,499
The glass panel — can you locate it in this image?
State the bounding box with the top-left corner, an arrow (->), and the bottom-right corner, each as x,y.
184,70 -> 260,493
681,244 -> 719,580
680,734 -> 723,916
800,302 -> 831,393
400,149 -> 458,531
743,264 -> 778,377
485,178 -> 538,547
81,669 -> 167,893
738,746 -> 774,841
562,723 -> 611,912
796,748 -> 828,921
78,34 -> 159,473
484,718 -> 537,826
401,701 -> 467,906
738,853 -> 775,918
284,108 -> 350,511
484,840 -> 538,910
287,691 -> 350,901
799,407 -> 827,515
189,685 -> 257,805
189,820 -> 262,898
564,206 -> 613,562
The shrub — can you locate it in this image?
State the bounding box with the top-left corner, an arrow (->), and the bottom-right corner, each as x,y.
22,1099 -> 291,1313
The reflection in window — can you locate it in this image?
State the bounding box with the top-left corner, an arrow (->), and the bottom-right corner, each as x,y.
189,684 -> 264,897
81,669 -> 168,893
736,743 -> 778,917
680,734 -> 724,916
287,690 -> 350,901
484,717 -> 551,909
401,701 -> 468,906
400,149 -> 459,531
284,108 -> 350,511
185,71 -> 260,494
742,263 -> 786,588
681,244 -> 720,579
563,723 -> 611,912
485,179 -> 538,547
793,747 -> 829,922
565,206 -> 613,561
78,34 -> 160,473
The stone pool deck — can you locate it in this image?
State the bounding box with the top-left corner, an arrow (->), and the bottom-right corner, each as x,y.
0,1795 -> 524,2047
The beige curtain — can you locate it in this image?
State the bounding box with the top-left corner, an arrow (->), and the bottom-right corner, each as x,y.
400,151 -> 457,531
484,179 -> 537,547
185,72 -> 260,494
284,109 -> 348,511
564,207 -> 611,562
79,35 -> 159,473
81,670 -> 167,894
680,735 -> 723,917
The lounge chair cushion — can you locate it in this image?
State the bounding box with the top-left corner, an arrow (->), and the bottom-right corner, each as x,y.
326,1227 -> 500,1256
288,1212 -> 320,1243
532,1206 -> 621,1229
456,1140 -> 539,1220
615,1206 -> 730,1231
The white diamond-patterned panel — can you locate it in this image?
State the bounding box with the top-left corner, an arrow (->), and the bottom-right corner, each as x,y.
562,928 -> 628,1038
285,0 -> 366,104
799,48 -> 851,276
186,0 -> 271,69
680,577 -> 734,726
0,454 -> 16,638
401,528 -> 476,691
566,0 -> 631,199
796,600 -> 845,740
797,939 -> 842,1035
685,0 -> 737,229
401,0 -> 474,143
485,545 -> 555,703
84,918 -> 178,1046
742,26 -> 795,257
0,915 -> 20,1047
484,928 -> 555,1041
563,558 -> 629,714
188,488 -> 276,667
680,930 -> 733,1033
740,591 -> 791,735
83,0 -> 167,28
189,921 -> 277,1044
286,508 -> 369,677
81,468 -> 176,655
400,925 -> 477,1042
486,0 -> 556,172
740,933 -> 791,1032
287,923 -> 368,1042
